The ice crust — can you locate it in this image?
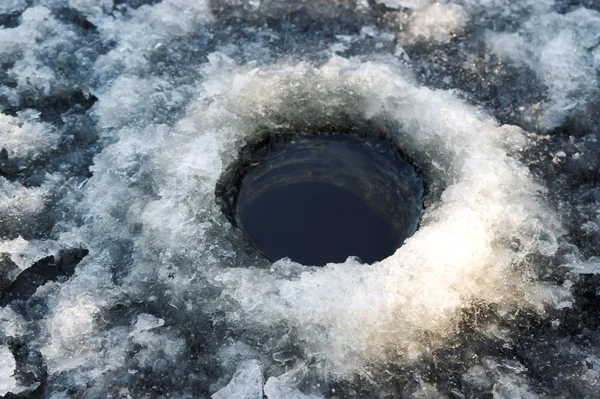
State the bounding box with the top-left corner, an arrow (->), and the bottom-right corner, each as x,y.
0,0 -> 599,397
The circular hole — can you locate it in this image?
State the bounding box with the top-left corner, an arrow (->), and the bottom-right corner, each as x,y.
221,133 -> 424,266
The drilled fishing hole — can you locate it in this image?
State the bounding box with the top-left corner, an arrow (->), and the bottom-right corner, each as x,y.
218,132 -> 424,266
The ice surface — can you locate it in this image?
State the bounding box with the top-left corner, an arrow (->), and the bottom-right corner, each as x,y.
0,0 -> 599,397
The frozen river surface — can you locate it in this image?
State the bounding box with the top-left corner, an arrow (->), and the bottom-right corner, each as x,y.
1,0 -> 600,397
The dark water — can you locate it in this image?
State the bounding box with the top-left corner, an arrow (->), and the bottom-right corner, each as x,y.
234,135 -> 424,266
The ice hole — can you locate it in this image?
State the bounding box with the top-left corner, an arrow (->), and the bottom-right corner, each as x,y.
220,133 -> 424,266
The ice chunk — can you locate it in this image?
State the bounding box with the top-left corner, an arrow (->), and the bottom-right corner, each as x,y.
0,345 -> 17,397
51,295 -> 99,345
565,257 -> 600,275
402,3 -> 468,44
0,0 -> 28,14
0,236 -> 60,271
130,313 -> 165,335
68,0 -> 112,24
217,342 -> 262,373
129,329 -> 186,370
212,360 -> 263,399
41,295 -> 101,372
374,0 -> 430,9
486,8 -> 600,130
0,178 -> 51,227
264,367 -> 321,399
93,0 -> 213,78
0,307 -> 26,338
0,113 -> 59,159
